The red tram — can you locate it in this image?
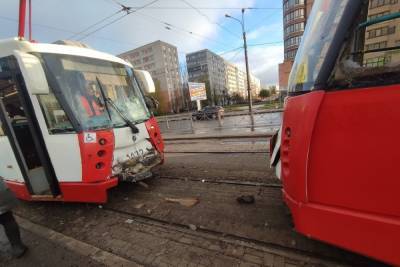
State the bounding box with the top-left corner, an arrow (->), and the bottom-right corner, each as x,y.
271,0 -> 400,264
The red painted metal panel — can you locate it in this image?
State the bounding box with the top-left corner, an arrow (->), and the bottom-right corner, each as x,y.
4,180 -> 31,201
4,179 -> 118,203
281,91 -> 325,203
282,85 -> 400,265
78,130 -> 114,183
308,85 -> 400,217
284,191 -> 400,265
59,179 -> 118,203
145,116 -> 165,157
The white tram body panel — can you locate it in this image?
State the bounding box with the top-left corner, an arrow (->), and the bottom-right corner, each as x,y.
0,38 -> 164,203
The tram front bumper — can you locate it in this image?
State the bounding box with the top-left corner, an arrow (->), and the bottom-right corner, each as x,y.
59,178 -> 118,204
114,152 -> 163,183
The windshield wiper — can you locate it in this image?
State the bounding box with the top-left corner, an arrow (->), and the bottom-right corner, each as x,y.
50,128 -> 75,134
95,77 -> 139,134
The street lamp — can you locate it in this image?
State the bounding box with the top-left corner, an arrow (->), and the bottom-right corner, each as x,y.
225,9 -> 253,115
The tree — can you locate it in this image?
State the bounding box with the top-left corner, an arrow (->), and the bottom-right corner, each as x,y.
149,79 -> 168,115
231,93 -> 245,104
268,85 -> 277,95
259,89 -> 271,99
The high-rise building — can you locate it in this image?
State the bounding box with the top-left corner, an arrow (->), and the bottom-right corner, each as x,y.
186,49 -> 226,105
278,0 -> 314,91
186,49 -> 261,105
118,40 -> 183,113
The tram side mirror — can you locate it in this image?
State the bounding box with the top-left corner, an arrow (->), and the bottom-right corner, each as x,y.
14,52 -> 49,95
134,70 -> 156,94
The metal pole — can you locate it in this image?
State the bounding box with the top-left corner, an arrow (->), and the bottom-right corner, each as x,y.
28,0 -> 32,41
18,0 -> 27,39
242,8 -> 253,115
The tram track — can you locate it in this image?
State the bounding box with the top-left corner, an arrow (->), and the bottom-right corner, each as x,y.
101,204 -> 353,266
157,175 -> 282,188
164,151 -> 270,154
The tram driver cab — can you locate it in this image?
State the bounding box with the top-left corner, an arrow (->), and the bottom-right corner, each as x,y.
0,38 -> 164,203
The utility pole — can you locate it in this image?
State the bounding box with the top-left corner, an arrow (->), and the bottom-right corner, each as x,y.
225,9 -> 253,115
242,9 -> 253,114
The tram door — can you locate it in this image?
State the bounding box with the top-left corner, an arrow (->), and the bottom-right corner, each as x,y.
0,56 -> 59,197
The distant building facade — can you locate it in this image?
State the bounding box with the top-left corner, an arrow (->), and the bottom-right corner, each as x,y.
118,40 -> 183,113
186,49 -> 226,105
278,0 -> 314,92
363,0 -> 400,67
187,49 -> 261,105
249,74 -> 261,99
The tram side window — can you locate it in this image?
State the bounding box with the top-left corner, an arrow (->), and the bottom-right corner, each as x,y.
38,90 -> 74,134
329,2 -> 400,89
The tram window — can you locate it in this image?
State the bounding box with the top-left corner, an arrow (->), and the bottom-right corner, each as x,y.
38,90 -> 74,134
39,53 -> 150,131
329,1 -> 400,89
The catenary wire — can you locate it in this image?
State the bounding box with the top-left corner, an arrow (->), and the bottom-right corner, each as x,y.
76,0 -> 160,41
180,0 -> 242,39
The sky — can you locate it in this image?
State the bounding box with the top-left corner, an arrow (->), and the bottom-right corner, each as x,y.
0,0 -> 283,87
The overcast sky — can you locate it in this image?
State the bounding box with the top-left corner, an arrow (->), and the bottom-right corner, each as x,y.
0,0 -> 283,87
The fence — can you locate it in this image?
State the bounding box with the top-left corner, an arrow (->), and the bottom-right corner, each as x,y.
156,110 -> 282,135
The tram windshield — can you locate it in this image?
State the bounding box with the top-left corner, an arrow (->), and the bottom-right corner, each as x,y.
38,54 -> 150,132
288,0 -> 400,93
287,0 -> 362,93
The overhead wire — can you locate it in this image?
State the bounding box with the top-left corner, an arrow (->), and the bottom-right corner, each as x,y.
218,46 -> 243,56
67,9 -> 123,40
247,41 -> 283,47
135,11 -> 233,49
179,0 -> 241,39
76,0 -> 160,41
120,4 -> 281,10
0,15 -> 146,50
101,0 -> 243,53
224,47 -> 243,62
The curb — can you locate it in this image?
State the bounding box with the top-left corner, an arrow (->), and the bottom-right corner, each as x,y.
16,216 -> 142,267
163,133 -> 273,141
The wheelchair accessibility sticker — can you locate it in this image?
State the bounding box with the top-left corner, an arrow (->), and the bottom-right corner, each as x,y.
84,132 -> 97,143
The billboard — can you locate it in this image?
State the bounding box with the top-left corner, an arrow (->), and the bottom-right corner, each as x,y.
188,82 -> 207,101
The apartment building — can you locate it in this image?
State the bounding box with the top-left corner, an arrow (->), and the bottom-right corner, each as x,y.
249,74 -> 261,99
118,40 -> 183,113
187,49 -> 262,105
186,49 -> 226,105
363,0 -> 400,67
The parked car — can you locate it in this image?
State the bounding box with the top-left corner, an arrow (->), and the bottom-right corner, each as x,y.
192,106 -> 224,120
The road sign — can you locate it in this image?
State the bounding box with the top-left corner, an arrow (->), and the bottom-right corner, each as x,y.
188,82 -> 207,101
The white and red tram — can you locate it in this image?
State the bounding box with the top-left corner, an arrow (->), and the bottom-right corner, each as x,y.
0,37 -> 164,203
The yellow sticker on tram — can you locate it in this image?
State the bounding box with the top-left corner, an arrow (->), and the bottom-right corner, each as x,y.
295,59 -> 308,84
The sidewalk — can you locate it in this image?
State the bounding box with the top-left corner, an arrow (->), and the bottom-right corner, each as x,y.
0,216 -> 139,267
0,229 -> 101,266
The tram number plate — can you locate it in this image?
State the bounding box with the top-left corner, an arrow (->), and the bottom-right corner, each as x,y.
129,149 -> 144,159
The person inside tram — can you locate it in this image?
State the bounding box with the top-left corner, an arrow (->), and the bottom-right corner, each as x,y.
5,103 -> 26,121
80,80 -> 104,117
68,71 -> 103,118
0,177 -> 28,258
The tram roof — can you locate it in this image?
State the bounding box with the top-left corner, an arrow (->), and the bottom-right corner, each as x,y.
0,38 -> 132,67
